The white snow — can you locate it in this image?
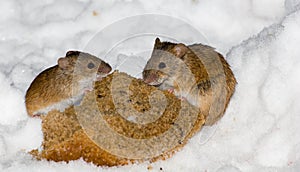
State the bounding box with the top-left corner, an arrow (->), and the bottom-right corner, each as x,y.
1,0 -> 300,171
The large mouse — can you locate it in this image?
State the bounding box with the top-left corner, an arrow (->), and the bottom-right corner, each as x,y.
143,38 -> 236,125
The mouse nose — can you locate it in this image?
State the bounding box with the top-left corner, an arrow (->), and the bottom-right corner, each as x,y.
143,70 -> 157,84
98,62 -> 112,74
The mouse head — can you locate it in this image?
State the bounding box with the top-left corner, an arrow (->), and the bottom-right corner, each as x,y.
143,38 -> 189,86
58,51 -> 112,80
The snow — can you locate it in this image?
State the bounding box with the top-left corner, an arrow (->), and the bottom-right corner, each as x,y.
1,0 -> 300,171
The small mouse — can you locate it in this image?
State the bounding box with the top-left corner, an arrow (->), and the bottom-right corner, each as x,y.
25,51 -> 112,117
143,38 -> 236,125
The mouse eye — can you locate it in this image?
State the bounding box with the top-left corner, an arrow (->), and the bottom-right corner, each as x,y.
87,62 -> 95,69
158,62 -> 166,69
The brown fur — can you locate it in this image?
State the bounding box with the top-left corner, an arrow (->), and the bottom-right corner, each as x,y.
25,51 -> 112,117
143,38 -> 236,125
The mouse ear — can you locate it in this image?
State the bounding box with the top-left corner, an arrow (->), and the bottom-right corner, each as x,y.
66,51 -> 80,57
155,37 -> 161,44
154,38 -> 162,48
172,43 -> 188,59
57,57 -> 70,69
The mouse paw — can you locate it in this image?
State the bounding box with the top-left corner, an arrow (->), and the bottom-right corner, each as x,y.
167,88 -> 175,94
84,88 -> 94,93
32,114 -> 42,118
179,96 -> 187,101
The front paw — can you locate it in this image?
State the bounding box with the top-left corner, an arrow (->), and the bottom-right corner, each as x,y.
32,114 -> 41,118
179,96 -> 187,101
84,87 -> 94,93
167,88 -> 175,94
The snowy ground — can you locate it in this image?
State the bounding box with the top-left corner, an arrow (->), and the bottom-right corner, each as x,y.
1,0 -> 300,171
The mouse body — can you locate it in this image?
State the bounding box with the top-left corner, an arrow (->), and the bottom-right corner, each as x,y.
25,51 -> 112,117
143,38 -> 236,125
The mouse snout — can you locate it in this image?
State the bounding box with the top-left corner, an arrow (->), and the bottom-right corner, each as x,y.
98,62 -> 112,74
143,70 -> 159,84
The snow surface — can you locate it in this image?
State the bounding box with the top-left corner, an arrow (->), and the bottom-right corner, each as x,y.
1,0 -> 300,171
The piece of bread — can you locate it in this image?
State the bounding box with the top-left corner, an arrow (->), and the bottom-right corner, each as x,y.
30,71 -> 205,166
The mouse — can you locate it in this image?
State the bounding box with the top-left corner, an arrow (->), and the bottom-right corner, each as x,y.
143,38 -> 236,125
25,51 -> 112,117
